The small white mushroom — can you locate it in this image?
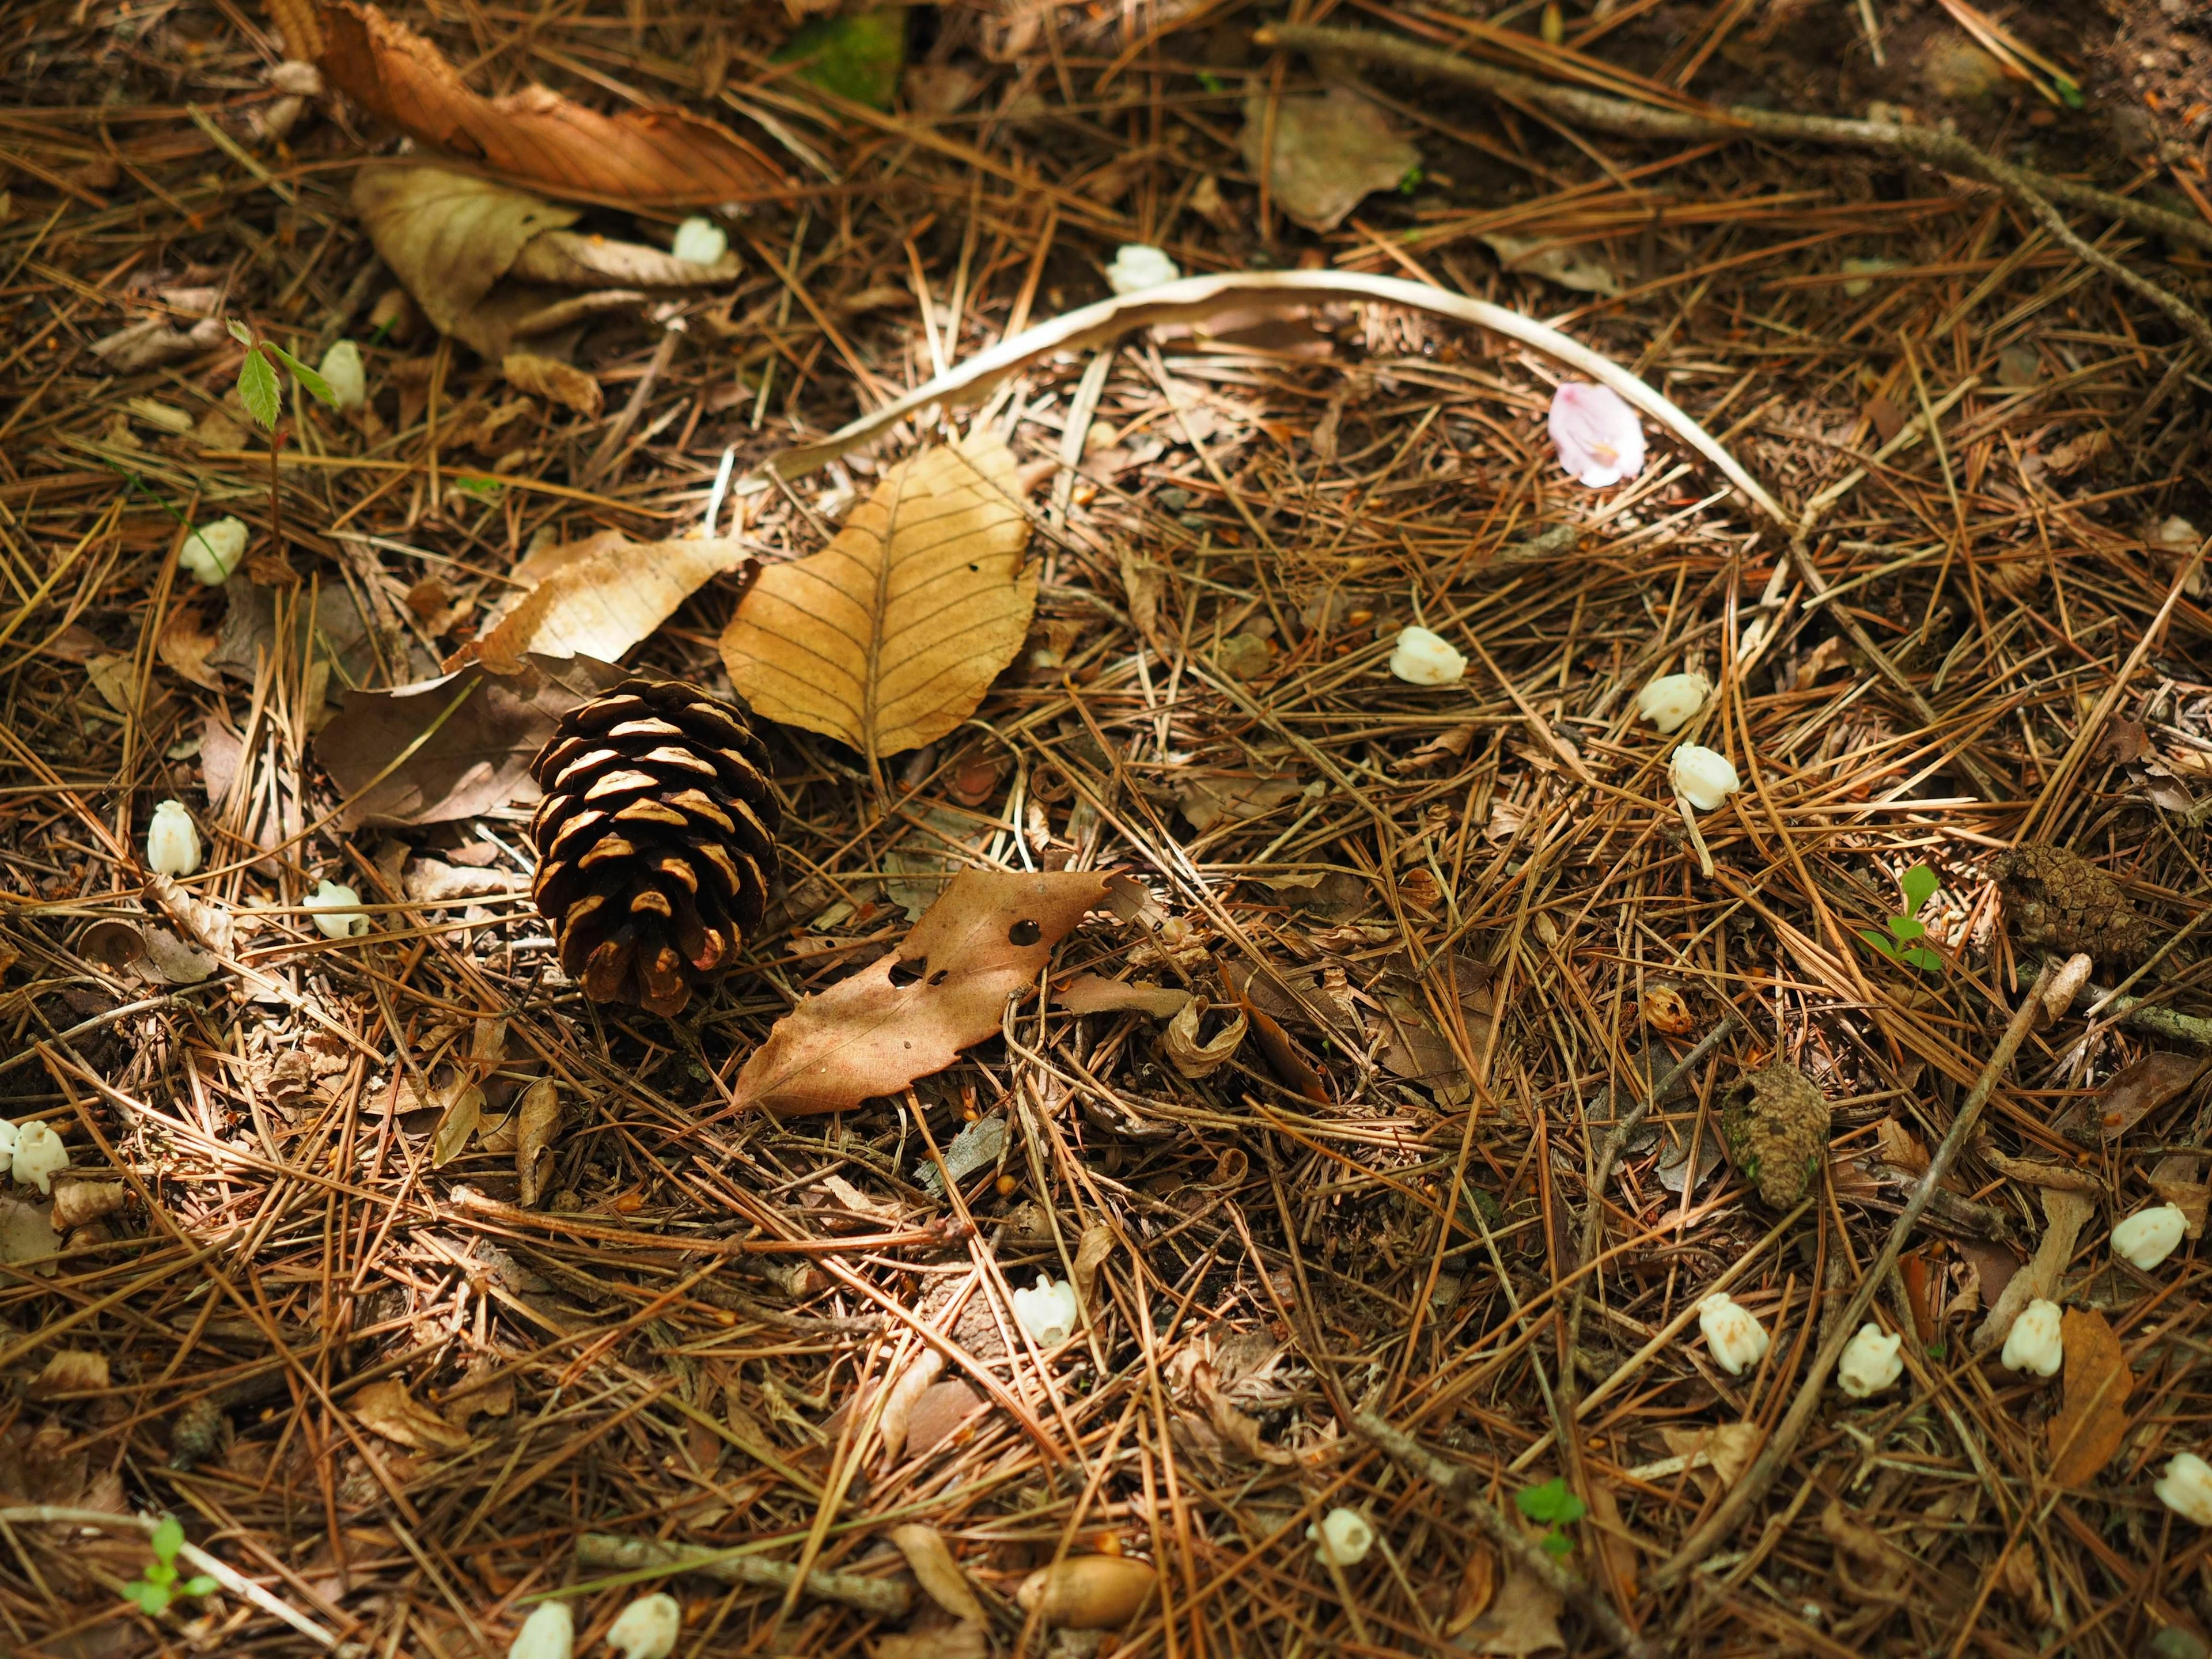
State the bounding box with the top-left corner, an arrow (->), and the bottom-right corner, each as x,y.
305,881 -> 369,939
2157,1453 -> 2212,1525
1669,744 -> 1740,811
603,1592 -> 681,1659
2001,1298 -> 2064,1378
1012,1274 -> 1080,1347
1307,1507 -> 1373,1566
1637,672 -> 1710,734
1696,1291 -> 1770,1377
12,1121 -> 69,1195
319,340 -> 366,411
0,1119 -> 16,1177
1105,244 -> 1181,296
145,800 -> 201,878
1388,626 -> 1467,687
1836,1323 -> 1904,1398
672,217 -> 728,266
2112,1205 -> 2188,1271
179,517 -> 248,585
507,1602 -> 573,1659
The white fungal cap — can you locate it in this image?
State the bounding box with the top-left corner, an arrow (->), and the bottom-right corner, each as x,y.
2112,1204 -> 2188,1271
672,217 -> 728,266
146,800 -> 201,878
1548,382 -> 1645,488
604,1592 -> 681,1659
1012,1274 -> 1080,1347
1388,626 -> 1467,687
1307,1507 -> 1373,1566
1669,744 -> 1740,812
507,1602 -> 573,1659
1695,1291 -> 1770,1377
1105,244 -> 1181,296
1637,672 -> 1710,734
12,1121 -> 69,1195
319,340 -> 366,410
0,1119 -> 16,1177
179,517 -> 247,585
306,881 -> 369,939
1836,1323 -> 1904,1398
2157,1453 -> 2212,1525
2000,1298 -> 2064,1378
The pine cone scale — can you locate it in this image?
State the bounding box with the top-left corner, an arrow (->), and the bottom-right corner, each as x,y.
529,677 -> 779,1018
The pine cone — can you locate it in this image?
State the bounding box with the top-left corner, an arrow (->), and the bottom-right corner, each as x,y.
529,679 -> 779,1016
1990,844 -> 2150,963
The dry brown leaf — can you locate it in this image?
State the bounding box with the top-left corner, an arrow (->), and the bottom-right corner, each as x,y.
157,605 -> 225,691
351,1377 -> 471,1453
1873,1115 -> 1930,1172
84,654 -> 144,717
460,531 -> 751,675
28,1351 -> 109,1398
888,1524 -> 988,1626
352,164 -> 581,354
2150,1154 -> 2208,1238
503,351 -> 602,417
430,1080 -> 483,1166
1446,1539 -> 1497,1635
877,1350 -> 945,1466
1818,1499 -> 1908,1574
903,1379 -> 982,1457
321,2 -> 782,204
2089,1051 -> 2207,1139
51,1180 -> 126,1231
1238,86 -> 1418,232
720,434 -> 1035,765
734,869 -> 1107,1116
1976,1187 -> 2093,1350
515,1078 -> 560,1207
1658,1420 -> 1761,1494
0,1196 -> 62,1271
145,872 -> 234,958
873,1624 -> 986,1659
317,652 -> 627,828
1457,1563 -> 1564,1656
2047,1307 -> 2132,1487
1982,1147 -> 2103,1192
1072,1220 -> 1117,1310
444,1353 -> 515,1425
1585,1481 -> 1638,1608
1052,974 -> 1191,1020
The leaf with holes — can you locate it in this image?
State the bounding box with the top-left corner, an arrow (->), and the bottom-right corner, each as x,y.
732,868 -> 1109,1115
719,433 -> 1035,765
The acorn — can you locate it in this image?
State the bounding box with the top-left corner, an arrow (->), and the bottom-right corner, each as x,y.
528,677 -> 778,1016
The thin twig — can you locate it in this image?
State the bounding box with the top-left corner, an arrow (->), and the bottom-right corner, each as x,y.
1652,958 -> 2056,1586
571,1532 -> 913,1618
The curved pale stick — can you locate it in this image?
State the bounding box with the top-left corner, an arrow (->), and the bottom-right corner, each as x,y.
748,269 -> 1787,527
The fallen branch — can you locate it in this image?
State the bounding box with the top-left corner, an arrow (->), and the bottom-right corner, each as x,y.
1354,1414 -> 1657,1659
573,1532 -> 913,1619
1652,958 -> 2056,1587
1259,24 -> 2212,356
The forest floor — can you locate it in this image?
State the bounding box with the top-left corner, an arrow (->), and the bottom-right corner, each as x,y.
2,0 -> 2211,1654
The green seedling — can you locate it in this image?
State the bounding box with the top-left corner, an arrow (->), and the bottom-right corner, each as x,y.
120,1516 -> 218,1618
226,319 -> 335,431
1858,862 -> 1943,973
1513,1476 -> 1586,1558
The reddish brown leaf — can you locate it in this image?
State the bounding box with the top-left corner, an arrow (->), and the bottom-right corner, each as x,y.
320,1 -> 782,205
732,869 -> 1111,1115
2047,1307 -> 2131,1487
2093,1051 -> 2207,1139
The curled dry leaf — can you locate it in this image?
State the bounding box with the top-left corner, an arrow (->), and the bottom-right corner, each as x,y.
2086,1051 -> 2207,1140
157,605 -> 225,691
2150,1154 -> 2208,1238
1072,1219 -> 1117,1310
1976,1187 -> 2093,1350
887,1524 -> 988,1626
876,1349 -> 945,1466
720,434 -> 1035,766
1164,997 -> 1247,1079
902,1378 -> 981,1458
2047,1307 -> 2131,1487
734,868 -> 1109,1116
503,351 -> 603,418
1238,86 -> 1418,232
142,873 -> 232,960
0,1197 -> 62,1271
51,1180 -> 126,1232
430,1080 -> 483,1166
516,1078 -> 561,1207
317,652 -> 627,828
321,2 -> 782,204
352,165 -> 736,359
1456,1565 -> 1565,1657
459,531 -> 751,676
350,1377 -> 471,1453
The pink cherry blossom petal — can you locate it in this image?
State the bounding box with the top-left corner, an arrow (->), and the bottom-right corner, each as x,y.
1548,381 -> 1645,488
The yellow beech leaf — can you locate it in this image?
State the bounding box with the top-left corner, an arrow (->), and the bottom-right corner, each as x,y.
719,434 -> 1033,763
